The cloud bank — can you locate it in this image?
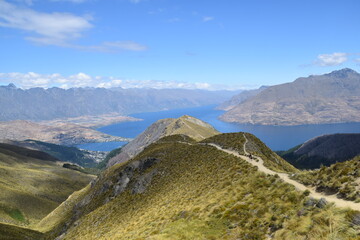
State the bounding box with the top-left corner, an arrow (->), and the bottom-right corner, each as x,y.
0,72 -> 246,90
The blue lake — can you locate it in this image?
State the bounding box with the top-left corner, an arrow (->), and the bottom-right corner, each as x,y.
79,105 -> 360,151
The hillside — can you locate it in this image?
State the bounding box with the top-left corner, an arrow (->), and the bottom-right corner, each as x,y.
107,115 -> 220,167
220,68 -> 360,125
201,132 -> 297,173
32,133 -> 360,240
278,133 -> 360,169
217,86 -> 268,111
3,139 -> 106,168
291,156 -> 360,202
0,84 -> 237,121
0,120 -> 127,146
0,144 -> 94,227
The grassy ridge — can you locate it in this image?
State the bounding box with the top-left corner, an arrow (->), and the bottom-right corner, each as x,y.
0,145 -> 94,227
201,132 -> 298,173
43,134 -> 358,240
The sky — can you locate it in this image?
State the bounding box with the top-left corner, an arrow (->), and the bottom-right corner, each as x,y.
0,0 -> 359,90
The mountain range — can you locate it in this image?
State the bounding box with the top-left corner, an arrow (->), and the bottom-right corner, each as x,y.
0,85 -> 238,121
220,68 -> 360,125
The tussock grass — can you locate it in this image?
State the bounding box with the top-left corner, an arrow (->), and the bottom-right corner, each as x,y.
44,134 -> 359,240
291,156 -> 360,202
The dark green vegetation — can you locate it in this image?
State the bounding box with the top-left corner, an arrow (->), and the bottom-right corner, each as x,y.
35,133 -> 358,240
3,140 -> 106,167
0,143 -> 94,227
278,133 -> 360,169
0,143 -> 58,162
201,132 -> 298,173
291,156 -> 360,202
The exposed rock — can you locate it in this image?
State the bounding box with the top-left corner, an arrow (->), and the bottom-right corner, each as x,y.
304,197 -> 317,207
131,169 -> 158,194
316,198 -> 328,208
351,213 -> 360,226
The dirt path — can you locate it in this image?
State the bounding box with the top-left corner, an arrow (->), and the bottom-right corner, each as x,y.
207,134 -> 360,211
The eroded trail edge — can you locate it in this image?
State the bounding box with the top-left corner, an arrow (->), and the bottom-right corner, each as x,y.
207,134 -> 360,211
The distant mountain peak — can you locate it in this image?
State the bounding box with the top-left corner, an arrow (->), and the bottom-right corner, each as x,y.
4,83 -> 17,89
326,68 -> 359,78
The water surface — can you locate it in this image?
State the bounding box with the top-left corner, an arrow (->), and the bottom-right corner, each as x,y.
82,105 -> 360,151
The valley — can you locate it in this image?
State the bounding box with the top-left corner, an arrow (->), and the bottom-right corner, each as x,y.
0,144 -> 94,227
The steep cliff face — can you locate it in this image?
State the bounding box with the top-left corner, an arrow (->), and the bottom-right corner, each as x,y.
220,68 -> 360,125
107,115 -> 220,167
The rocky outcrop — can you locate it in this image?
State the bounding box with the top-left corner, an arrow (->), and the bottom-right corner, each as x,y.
220,68 -> 360,125
107,115 -> 219,167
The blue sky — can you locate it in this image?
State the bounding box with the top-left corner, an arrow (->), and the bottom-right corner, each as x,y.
0,0 -> 359,89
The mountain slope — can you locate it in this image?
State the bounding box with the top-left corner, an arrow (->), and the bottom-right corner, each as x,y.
278,133 -> 360,169
37,133 -> 359,240
107,115 -> 220,167
0,144 -> 94,226
217,86 -> 268,111
0,85 -> 237,121
201,132 -> 297,173
220,68 -> 360,125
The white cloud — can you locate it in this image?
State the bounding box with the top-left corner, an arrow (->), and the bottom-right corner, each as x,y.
0,1 -> 148,52
315,52 -> 348,66
0,72 -> 246,90
0,0 -> 93,46
203,16 -> 214,22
